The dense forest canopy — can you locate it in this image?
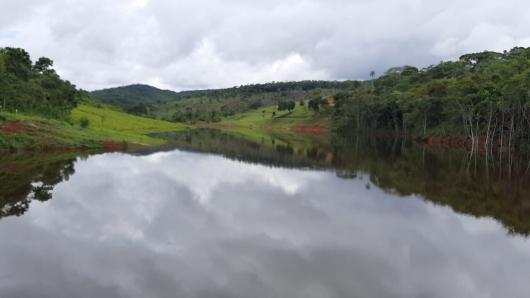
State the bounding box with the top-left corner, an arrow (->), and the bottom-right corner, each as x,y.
332,47 -> 530,148
0,47 -> 80,121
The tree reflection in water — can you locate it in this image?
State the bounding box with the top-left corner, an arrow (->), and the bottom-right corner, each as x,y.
150,129 -> 530,236
2,129 -> 530,237
0,156 -> 77,219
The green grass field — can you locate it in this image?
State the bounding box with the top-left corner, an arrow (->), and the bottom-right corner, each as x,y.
0,105 -> 194,151
221,100 -> 333,128
72,105 -> 190,135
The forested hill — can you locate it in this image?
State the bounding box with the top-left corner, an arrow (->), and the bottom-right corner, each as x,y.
91,81 -> 356,109
90,84 -> 218,107
332,47 -> 530,143
0,47 -> 79,121
98,80 -> 358,121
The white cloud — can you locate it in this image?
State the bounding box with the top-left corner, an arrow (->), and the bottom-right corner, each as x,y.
131,0 -> 148,8
430,37 -> 460,58
1,0 -> 530,91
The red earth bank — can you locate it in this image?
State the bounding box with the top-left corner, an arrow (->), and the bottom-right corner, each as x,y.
0,164 -> 27,172
0,122 -> 32,135
286,126 -> 331,134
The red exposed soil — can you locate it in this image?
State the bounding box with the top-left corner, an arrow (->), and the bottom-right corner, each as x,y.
0,122 -> 32,135
286,126 -> 331,134
328,98 -> 335,106
1,164 -> 26,172
103,141 -> 142,152
103,142 -> 128,152
348,130 -> 511,152
195,123 -> 242,129
414,135 -> 509,151
414,136 -> 464,149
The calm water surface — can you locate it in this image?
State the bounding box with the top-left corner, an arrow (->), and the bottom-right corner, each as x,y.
1,129 -> 530,298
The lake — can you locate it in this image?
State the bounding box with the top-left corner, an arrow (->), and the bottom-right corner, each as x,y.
1,128 -> 530,298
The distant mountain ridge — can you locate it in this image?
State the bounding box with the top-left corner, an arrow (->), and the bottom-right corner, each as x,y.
90,80 -> 348,121
90,84 -> 218,107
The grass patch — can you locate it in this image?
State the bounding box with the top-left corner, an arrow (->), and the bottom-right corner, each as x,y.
72,105 -> 191,134
221,100 -> 333,128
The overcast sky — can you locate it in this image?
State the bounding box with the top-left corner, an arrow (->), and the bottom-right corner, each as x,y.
1,0 -> 530,92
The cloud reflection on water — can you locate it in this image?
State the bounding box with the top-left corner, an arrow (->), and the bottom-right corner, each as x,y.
1,150 -> 529,298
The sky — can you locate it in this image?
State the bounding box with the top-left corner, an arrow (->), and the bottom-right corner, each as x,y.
1,0 -> 530,92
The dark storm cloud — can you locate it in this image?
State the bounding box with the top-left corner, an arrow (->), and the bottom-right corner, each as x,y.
1,0 -> 529,91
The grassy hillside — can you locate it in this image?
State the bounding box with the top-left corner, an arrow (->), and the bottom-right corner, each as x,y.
0,105 -> 192,151
220,100 -> 334,128
155,88 -> 339,122
78,90 -> 125,113
0,47 -> 193,152
71,105 -> 190,135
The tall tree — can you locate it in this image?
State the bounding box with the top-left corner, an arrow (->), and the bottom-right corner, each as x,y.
370,70 -> 376,93
278,100 -> 296,113
0,47 -> 32,81
33,57 -> 53,73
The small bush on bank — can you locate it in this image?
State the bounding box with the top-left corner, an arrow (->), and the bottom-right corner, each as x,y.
80,117 -> 90,128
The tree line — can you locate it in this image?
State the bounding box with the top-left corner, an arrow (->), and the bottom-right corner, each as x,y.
177,80 -> 360,101
332,46 -> 530,148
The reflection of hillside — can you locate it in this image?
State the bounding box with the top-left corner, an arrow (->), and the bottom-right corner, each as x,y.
3,129 -> 527,237
145,129 -> 335,170
150,129 -> 530,236
331,136 -> 530,237
0,153 -> 86,220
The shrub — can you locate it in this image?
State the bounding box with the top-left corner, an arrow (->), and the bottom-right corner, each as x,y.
79,116 -> 90,128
